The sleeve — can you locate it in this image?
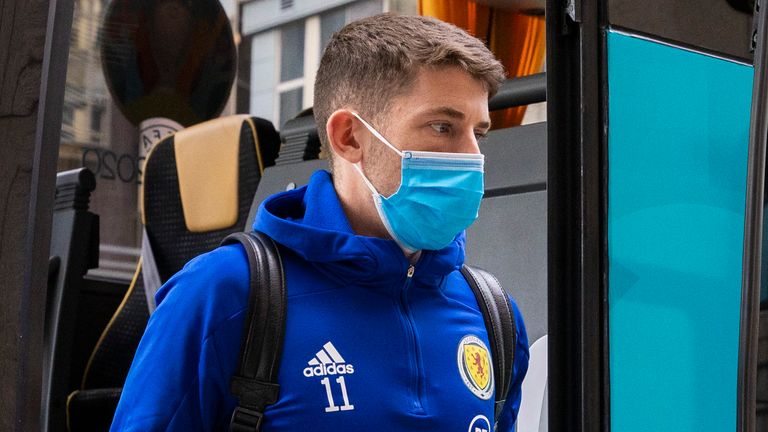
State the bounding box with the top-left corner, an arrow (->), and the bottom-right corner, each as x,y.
109,245 -> 249,432
495,295 -> 530,432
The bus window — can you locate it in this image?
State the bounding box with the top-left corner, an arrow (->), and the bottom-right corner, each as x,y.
58,0 -> 238,282
57,0 -> 141,282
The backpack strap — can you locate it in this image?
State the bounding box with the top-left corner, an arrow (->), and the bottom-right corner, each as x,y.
460,265 -> 517,423
220,231 -> 285,432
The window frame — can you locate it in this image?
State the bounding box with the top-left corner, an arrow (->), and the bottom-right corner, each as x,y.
272,15 -> 323,126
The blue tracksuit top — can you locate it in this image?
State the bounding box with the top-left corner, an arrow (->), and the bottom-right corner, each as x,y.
111,170 -> 529,431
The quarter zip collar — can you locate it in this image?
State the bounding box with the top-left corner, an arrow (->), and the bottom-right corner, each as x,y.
253,170 -> 465,287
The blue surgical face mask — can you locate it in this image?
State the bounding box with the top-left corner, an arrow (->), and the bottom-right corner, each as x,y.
351,112 -> 485,252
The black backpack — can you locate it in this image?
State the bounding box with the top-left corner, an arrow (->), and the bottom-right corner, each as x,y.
222,231 -> 517,432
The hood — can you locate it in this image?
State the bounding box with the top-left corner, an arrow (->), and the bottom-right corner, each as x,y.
252,170 -> 465,287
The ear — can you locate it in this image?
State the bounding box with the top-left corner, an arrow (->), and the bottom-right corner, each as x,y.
326,109 -> 364,165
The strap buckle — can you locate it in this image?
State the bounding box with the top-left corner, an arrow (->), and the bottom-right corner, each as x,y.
230,406 -> 263,432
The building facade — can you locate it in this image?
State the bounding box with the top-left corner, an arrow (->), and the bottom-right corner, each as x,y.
236,0 -> 417,127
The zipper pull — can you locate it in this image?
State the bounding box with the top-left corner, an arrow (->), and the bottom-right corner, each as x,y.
407,265 -> 415,278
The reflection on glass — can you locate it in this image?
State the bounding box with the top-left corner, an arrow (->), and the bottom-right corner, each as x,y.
279,88 -> 303,128
58,0 -> 141,280
91,106 -> 103,133
100,0 -> 236,126
280,21 -> 305,82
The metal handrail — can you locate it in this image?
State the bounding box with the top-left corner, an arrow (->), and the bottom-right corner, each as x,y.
489,72 -> 547,111
277,72 -> 548,162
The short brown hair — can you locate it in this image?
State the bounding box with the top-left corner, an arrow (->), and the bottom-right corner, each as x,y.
314,14 -> 505,169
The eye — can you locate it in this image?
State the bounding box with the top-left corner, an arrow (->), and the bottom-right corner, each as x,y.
474,131 -> 489,144
430,123 -> 452,134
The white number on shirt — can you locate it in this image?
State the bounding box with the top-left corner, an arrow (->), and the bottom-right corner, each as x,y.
320,376 -> 355,413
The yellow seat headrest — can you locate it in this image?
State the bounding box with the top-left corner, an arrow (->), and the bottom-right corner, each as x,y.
172,115 -> 253,233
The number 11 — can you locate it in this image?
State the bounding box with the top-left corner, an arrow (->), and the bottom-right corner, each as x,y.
320,376 -> 355,412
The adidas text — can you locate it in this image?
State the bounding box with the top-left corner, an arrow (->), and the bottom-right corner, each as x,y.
303,363 -> 355,377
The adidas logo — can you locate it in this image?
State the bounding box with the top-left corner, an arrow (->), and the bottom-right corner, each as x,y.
302,342 -> 355,378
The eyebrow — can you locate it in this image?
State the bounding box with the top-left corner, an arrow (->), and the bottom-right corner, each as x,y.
421,106 -> 492,130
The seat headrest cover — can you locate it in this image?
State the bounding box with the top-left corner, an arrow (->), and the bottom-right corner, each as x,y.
174,115 -> 250,232
244,117 -> 266,174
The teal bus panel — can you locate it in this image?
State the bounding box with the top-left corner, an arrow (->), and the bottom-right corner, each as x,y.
763,210 -> 768,302
607,30 -> 753,431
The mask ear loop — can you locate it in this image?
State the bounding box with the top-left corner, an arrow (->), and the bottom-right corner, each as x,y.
349,111 -> 419,253
350,111 -> 404,196
350,112 -> 404,157
352,162 -> 379,196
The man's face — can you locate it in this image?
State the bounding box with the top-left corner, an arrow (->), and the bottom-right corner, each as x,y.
361,66 -> 491,197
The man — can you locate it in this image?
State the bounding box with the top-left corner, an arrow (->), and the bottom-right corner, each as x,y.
111,13 -> 529,431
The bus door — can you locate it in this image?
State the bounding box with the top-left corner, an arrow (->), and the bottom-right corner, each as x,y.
547,0 -> 765,430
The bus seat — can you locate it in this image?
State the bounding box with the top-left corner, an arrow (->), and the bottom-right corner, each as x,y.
246,111 -> 328,226
142,115 -> 280,288
65,115 -> 280,432
43,168 -> 100,432
246,116 -> 549,429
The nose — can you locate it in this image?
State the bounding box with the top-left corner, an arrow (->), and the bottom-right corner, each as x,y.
460,130 -> 482,154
